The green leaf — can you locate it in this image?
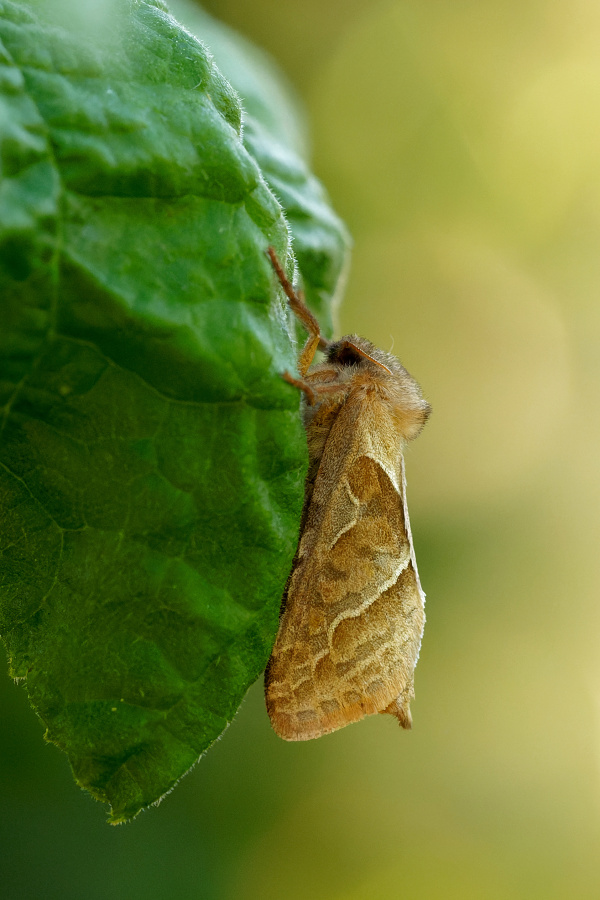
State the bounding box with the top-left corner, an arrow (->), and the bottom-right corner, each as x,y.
169,0 -> 351,336
0,0 -> 349,822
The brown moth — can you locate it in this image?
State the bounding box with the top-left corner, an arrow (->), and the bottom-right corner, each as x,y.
265,247 -> 430,741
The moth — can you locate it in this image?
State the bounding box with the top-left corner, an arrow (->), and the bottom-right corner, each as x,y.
265,247 -> 431,741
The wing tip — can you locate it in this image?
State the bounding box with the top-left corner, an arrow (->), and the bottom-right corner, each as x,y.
380,694 -> 413,730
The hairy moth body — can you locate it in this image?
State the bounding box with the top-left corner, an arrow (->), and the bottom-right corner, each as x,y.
265,249 -> 430,741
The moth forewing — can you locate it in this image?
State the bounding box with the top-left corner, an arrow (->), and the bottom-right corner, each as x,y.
265,249 -> 430,741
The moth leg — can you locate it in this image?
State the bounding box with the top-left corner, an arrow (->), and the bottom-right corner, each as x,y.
282,371 -> 317,405
282,371 -> 350,406
308,368 -> 339,382
267,246 -> 330,375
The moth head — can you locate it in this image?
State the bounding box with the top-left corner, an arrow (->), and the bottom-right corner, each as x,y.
327,337 -> 392,373
327,334 -> 431,441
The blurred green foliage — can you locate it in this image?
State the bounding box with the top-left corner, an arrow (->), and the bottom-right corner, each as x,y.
3,0 -> 600,897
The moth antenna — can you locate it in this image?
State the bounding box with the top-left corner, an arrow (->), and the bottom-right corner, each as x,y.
340,341 -> 392,375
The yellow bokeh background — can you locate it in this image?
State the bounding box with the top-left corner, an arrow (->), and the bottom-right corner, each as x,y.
200,1 -> 600,896
3,2 -> 600,898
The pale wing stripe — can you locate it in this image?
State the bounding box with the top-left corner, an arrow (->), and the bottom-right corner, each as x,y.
290,642 -> 332,690
271,638 -> 335,694
333,637 -> 400,683
274,634 -> 401,698
309,644 -> 331,676
399,454 -> 425,603
269,678 -> 304,697
287,671 -> 314,693
289,674 -> 311,693
398,455 -> 426,676
326,476 -> 361,551
273,557 -> 413,695
326,556 -> 411,645
362,451 -> 401,494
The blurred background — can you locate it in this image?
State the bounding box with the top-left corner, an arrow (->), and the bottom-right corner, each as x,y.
3,0 -> 600,897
